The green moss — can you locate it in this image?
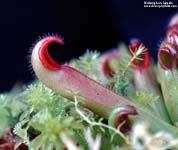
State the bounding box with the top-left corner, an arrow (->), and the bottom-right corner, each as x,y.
1,49 -> 178,149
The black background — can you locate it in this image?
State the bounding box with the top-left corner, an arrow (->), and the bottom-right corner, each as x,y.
0,0 -> 177,92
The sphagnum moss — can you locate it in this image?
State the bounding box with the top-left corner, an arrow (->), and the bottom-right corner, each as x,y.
1,13 -> 178,150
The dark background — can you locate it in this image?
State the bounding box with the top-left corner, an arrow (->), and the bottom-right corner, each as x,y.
0,0 -> 177,92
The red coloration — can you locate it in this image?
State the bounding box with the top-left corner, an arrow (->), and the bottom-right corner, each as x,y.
129,39 -> 150,71
0,142 -> 15,150
159,16 -> 178,70
102,57 -> 115,78
0,130 -> 28,150
166,25 -> 178,46
0,130 -> 15,150
16,144 -> 28,150
167,25 -> 178,36
114,106 -> 138,133
38,36 -> 64,70
32,35 -> 138,132
158,42 -> 177,70
101,50 -> 119,78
